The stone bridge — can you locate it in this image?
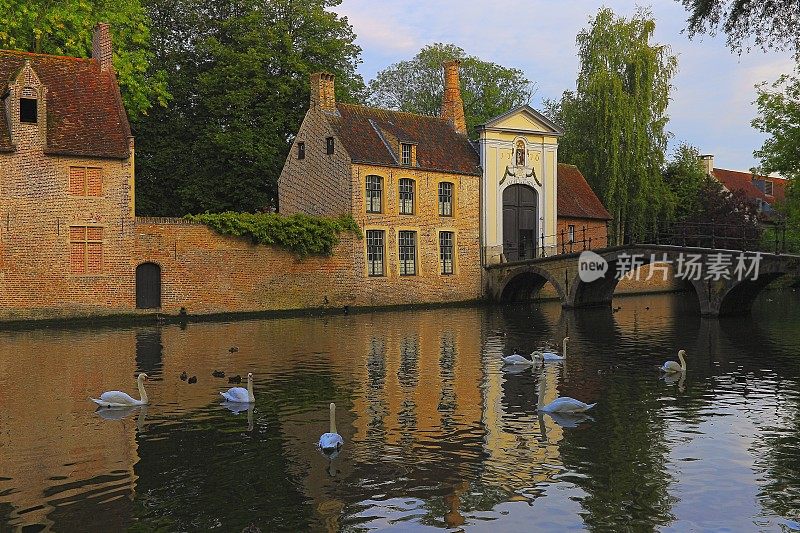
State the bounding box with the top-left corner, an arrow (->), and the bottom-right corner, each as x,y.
484,245 -> 800,316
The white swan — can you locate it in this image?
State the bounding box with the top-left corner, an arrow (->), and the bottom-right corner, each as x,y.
537,372 -> 595,414
534,337 -> 568,362
502,352 -> 535,366
319,402 -> 344,453
91,373 -> 149,407
660,350 -> 687,374
220,372 -> 255,403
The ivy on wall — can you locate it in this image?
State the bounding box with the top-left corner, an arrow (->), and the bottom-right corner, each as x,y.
185,212 -> 361,257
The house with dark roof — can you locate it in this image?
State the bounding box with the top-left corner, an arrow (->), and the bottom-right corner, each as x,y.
0,23 -> 139,316
556,164 -> 612,251
278,62 -> 483,302
699,154 -> 788,220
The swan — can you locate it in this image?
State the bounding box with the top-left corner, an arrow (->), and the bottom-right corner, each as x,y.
537,373 -> 595,414
220,372 -> 254,403
319,402 -> 344,453
502,352 -> 535,366
660,350 -> 687,374
534,336 -> 568,362
91,373 -> 149,407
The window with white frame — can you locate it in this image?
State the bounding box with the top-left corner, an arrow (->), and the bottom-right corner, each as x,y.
440,231 -> 454,275
366,175 -> 383,213
399,178 -> 414,214
366,230 -> 385,276
398,230 -> 417,276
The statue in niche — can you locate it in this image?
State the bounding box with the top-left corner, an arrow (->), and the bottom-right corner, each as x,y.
501,140 -> 540,186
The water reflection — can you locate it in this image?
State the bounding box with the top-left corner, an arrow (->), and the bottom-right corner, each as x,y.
2,292 -> 800,530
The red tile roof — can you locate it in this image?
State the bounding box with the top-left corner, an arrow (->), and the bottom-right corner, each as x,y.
329,103 -> 481,176
0,49 -> 131,159
557,163 -> 611,220
712,167 -> 787,204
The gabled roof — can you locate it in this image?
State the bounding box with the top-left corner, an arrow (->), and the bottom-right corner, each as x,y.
712,168 -> 787,204
479,104 -> 564,135
0,49 -> 131,159
328,103 -> 481,176
557,163 -> 611,220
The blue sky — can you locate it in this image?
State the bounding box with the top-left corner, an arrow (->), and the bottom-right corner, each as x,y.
334,0 -> 795,172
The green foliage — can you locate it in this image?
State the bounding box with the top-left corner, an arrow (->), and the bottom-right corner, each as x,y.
555,7 -> 677,243
134,0 -> 365,216
663,143 -> 706,220
680,0 -> 800,57
368,43 -> 533,138
185,212 -> 361,257
0,0 -> 169,118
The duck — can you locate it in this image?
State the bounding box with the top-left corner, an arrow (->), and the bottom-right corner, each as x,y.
91,373 -> 149,408
188,375 -> 197,384
228,346 -> 239,353
212,370 -> 225,378
220,372 -> 254,403
228,374 -> 242,384
660,349 -> 687,374
502,352 -> 535,366
534,337 -> 568,362
180,371 -> 188,381
319,402 -> 344,453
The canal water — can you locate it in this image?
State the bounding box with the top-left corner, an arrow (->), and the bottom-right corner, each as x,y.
2,290 -> 800,532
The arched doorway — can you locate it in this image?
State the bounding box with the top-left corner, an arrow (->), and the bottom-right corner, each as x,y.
136,263 -> 161,309
502,184 -> 538,261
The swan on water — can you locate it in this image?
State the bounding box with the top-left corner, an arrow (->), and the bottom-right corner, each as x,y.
537,371 -> 595,414
220,372 -> 255,403
91,373 -> 149,408
319,402 -> 344,453
502,352 -> 535,366
533,336 -> 568,362
660,350 -> 687,374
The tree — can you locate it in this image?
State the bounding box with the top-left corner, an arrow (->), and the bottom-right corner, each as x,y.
133,0 -> 365,215
555,8 -> 677,243
679,0 -> 800,57
663,143 -> 706,221
0,0 -> 169,118
368,43 -> 533,138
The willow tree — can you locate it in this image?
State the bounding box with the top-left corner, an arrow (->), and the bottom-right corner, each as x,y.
556,8 -> 677,243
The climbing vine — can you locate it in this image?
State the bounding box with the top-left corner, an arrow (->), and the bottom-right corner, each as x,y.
185,212 -> 361,257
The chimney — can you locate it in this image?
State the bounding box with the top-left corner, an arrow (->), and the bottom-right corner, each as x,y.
699,154 -> 714,176
440,60 -> 466,135
310,72 -> 336,111
92,23 -> 113,72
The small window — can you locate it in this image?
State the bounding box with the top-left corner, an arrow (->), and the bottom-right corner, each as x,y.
438,182 -> 453,216
326,136 -> 335,155
70,226 -> 103,274
366,175 -> 383,213
765,180 -> 774,196
366,230 -> 385,276
20,98 -> 37,123
515,139 -> 525,166
568,225 -> 575,243
401,143 -> 412,165
440,231 -> 454,275
399,178 -> 414,214
399,230 -> 417,276
297,141 -> 305,160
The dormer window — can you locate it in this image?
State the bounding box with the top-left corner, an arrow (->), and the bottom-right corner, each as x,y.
297,141 -> 305,160
401,143 -> 412,165
326,136 -> 335,155
20,98 -> 37,123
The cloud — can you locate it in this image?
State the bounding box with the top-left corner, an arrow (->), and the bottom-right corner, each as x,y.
333,0 -> 796,171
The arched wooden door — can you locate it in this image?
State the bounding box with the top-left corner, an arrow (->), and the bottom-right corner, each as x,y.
502,184 -> 538,261
136,263 -> 161,309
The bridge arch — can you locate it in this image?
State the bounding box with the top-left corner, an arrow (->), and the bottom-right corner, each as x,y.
494,264 -> 566,302
716,272 -> 785,316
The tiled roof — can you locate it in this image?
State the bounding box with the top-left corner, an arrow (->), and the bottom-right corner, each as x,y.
328,103 -> 481,176
557,163 -> 611,220
712,168 -> 787,204
0,49 -> 131,159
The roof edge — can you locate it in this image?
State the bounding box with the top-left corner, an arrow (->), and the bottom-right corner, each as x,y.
479,104 -> 565,135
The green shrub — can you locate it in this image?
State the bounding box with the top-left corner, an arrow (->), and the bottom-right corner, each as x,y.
185,212 -> 361,257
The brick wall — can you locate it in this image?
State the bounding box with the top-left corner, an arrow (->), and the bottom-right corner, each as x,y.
556,217 -> 609,252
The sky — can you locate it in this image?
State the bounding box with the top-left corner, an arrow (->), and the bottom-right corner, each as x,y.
334,0 -> 795,172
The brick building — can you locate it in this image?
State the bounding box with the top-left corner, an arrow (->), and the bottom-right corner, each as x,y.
699,154 -> 787,220
279,62 -> 483,303
555,163 -> 611,252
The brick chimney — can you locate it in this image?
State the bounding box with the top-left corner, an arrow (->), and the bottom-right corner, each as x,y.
440,60 -> 466,135
92,23 -> 113,72
699,154 -> 714,176
310,72 -> 336,111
